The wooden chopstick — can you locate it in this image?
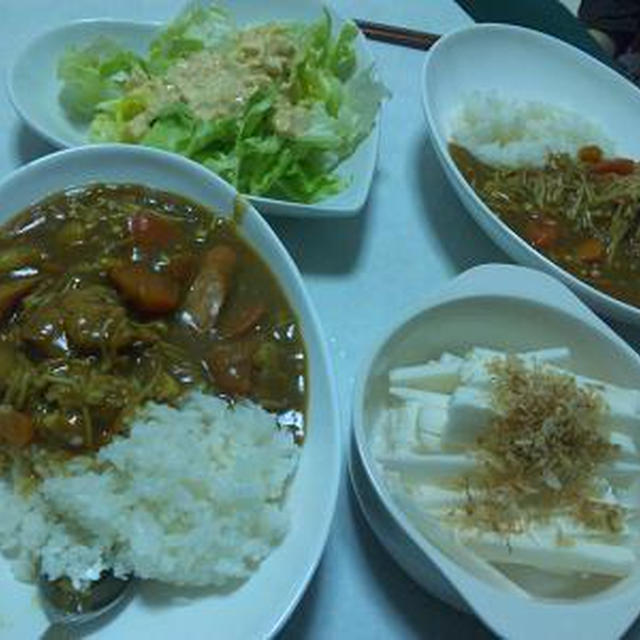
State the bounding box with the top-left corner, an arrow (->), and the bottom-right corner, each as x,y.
354,19 -> 440,51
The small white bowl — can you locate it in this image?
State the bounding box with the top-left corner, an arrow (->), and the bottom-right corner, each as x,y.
0,144 -> 341,640
350,263 -> 640,640
421,23 -> 640,325
8,0 -> 382,218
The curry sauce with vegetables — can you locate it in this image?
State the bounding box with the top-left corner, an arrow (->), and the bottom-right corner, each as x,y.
450,143 -> 640,307
0,184 -> 306,454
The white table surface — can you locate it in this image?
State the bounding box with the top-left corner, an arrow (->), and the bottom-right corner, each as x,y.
2,2 -> 640,639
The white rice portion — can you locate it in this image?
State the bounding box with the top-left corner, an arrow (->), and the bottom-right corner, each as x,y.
0,392 -> 299,588
449,91 -> 614,168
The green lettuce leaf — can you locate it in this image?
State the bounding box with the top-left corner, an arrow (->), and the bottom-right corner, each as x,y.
148,2 -> 235,74
89,93 -> 148,142
141,103 -> 196,154
196,90 -> 343,200
328,20 -> 358,80
57,37 -> 144,122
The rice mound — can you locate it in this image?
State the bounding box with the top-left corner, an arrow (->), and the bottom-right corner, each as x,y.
0,392 -> 299,588
450,91 -> 614,167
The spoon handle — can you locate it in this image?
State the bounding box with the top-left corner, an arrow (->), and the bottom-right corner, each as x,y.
41,622 -> 75,640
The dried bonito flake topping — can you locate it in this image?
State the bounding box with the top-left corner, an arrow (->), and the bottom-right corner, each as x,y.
464,356 -> 621,534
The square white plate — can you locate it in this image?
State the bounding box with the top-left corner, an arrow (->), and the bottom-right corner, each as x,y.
8,0 -> 383,217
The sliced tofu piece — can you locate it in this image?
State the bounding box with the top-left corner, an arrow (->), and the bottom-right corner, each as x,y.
535,510 -> 633,541
390,488 -> 532,597
466,347 -> 503,361
610,431 -> 638,462
459,358 -> 491,388
440,352 -> 463,365
406,484 -> 465,510
465,346 -> 571,366
604,460 -> 640,482
389,359 -> 461,393
462,527 -> 635,577
460,347 -> 572,388
373,404 -> 420,456
441,386 -> 492,447
592,384 -> 640,436
532,368 -> 640,436
615,482 -> 640,511
416,405 -> 448,440
377,453 -> 475,482
518,347 -> 571,367
416,430 -> 442,452
389,387 -> 450,409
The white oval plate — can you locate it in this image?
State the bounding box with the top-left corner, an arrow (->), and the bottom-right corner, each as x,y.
0,144 -> 341,639
351,263 -> 640,640
8,0 -> 383,218
421,23 -> 640,325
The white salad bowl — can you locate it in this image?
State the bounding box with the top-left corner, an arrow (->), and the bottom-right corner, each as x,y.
421,23 -> 640,326
0,144 -> 341,640
350,263 -> 640,640
8,0 -> 383,218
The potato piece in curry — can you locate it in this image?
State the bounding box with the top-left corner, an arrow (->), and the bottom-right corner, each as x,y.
0,184 -> 306,453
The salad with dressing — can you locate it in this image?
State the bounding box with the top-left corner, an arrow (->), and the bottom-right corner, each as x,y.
57,2 -> 388,204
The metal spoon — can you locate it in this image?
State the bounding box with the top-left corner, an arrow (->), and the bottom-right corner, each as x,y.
39,572 -> 133,639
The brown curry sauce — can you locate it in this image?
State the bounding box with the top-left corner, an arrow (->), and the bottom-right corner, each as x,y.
449,143 -> 640,308
0,184 -> 306,454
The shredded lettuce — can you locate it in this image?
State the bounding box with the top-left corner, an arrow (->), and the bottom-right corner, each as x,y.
57,37 -> 145,122
147,2 -> 235,74
57,3 -> 388,203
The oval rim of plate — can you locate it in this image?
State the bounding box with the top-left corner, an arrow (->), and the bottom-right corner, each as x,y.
420,22 -> 640,324
349,264 -> 640,639
0,142 -> 342,639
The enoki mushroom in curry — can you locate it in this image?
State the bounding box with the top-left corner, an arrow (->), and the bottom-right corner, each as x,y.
450,143 -> 640,307
0,184 -> 306,455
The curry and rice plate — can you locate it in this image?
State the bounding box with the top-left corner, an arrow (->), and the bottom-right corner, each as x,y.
0,183 -> 306,590
449,92 -> 640,308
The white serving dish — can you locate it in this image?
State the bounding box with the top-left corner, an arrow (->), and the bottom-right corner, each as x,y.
421,23 -> 640,325
350,263 -> 640,640
8,0 -> 382,218
0,144 -> 341,640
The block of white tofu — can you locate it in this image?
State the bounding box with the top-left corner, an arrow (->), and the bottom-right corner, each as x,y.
377,403 -> 446,453
415,430 -> 442,452
395,484 -> 464,510
465,347 -> 503,361
375,404 -> 420,456
610,431 -> 638,462
389,357 -> 461,393
440,386 -> 492,447
605,460 -> 640,483
518,347 -> 572,367
460,347 -> 571,388
615,481 -> 640,511
505,365 -> 640,436
577,380 -> 640,436
377,453 -> 476,482
416,405 -> 448,440
389,387 -> 450,409
439,352 -> 463,365
461,527 -> 635,577
459,359 -> 491,388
